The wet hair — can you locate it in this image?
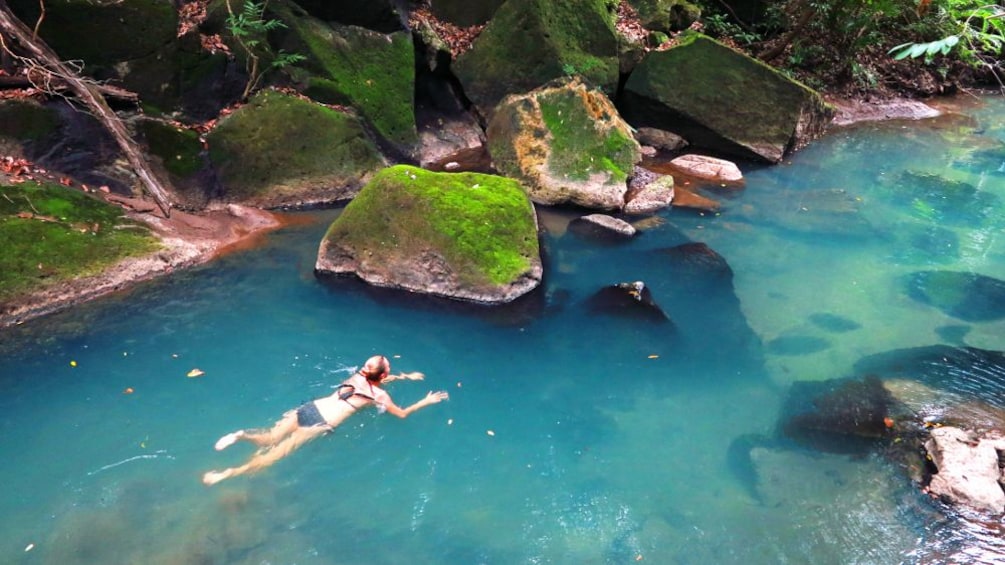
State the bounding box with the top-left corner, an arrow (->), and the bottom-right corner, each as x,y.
361,355 -> 390,381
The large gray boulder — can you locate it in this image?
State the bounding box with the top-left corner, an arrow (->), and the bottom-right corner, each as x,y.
316,165 -> 542,304
620,32 -> 834,163
486,78 -> 641,210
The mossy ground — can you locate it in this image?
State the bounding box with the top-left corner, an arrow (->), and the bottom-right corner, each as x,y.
206,90 -> 383,199
0,182 -> 161,302
325,165 -> 538,286
538,87 -> 637,183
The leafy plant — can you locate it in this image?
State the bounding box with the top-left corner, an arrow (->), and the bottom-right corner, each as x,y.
888,1 -> 1005,86
225,0 -> 306,99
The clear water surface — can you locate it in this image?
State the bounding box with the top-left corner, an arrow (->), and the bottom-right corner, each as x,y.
3,96 -> 1005,564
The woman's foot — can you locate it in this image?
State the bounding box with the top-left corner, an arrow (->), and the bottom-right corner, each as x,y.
214,430 -> 244,451
202,469 -> 233,486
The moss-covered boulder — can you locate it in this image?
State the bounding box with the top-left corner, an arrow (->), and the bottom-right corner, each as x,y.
487,78 -> 641,210
273,3 -> 418,151
206,90 -> 385,208
453,0 -> 620,118
8,0 -> 176,66
316,165 -> 542,304
620,33 -> 834,163
431,0 -> 507,26
0,181 -> 160,304
627,0 -> 701,33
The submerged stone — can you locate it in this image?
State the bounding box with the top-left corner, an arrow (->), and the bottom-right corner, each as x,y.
586,281 -> 671,324
741,188 -> 874,239
316,165 -> 542,304
854,345 -> 1005,426
782,375 -> 898,453
906,270 -> 1005,322
657,242 -> 733,282
884,171 -> 1000,227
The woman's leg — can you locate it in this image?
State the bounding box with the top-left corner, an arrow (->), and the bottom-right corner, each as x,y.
203,425 -> 328,485
215,409 -> 299,451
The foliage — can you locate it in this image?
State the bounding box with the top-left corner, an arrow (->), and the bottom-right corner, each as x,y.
225,0 -> 306,99
888,1 -> 1005,79
0,182 -> 160,302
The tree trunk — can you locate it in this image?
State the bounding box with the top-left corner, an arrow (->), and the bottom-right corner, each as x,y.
0,1 -> 174,217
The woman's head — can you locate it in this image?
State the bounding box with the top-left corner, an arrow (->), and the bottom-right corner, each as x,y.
360,355 -> 390,381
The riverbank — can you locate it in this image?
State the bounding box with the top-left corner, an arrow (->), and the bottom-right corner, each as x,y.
0,195 -> 283,329
0,94 -> 951,330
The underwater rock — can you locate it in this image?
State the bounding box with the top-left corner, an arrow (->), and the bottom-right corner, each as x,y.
883,171 -> 1000,228
569,214 -> 637,240
782,375 -> 899,453
925,426 -> 1005,514
657,242 -> 733,282
906,270 -> 1005,322
586,281 -> 670,323
743,187 -> 874,239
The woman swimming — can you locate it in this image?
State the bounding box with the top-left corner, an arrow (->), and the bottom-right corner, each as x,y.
202,355 -> 448,486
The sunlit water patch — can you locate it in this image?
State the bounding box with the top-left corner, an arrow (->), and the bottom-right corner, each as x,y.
2,97 -> 1005,563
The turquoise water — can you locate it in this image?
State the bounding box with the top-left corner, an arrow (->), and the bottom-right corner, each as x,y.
3,96 -> 1005,564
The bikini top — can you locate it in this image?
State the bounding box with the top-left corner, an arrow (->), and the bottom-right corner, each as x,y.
336,381 -> 382,411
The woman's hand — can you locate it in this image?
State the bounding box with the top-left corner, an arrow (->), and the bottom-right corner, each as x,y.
425,391 -> 449,404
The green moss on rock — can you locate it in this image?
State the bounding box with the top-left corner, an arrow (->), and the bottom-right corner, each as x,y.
621,32 -> 833,163
320,165 -> 539,292
273,3 -> 418,148
453,0 -> 620,117
0,182 -> 160,302
206,90 -> 384,206
487,78 -> 640,209
140,120 -> 203,178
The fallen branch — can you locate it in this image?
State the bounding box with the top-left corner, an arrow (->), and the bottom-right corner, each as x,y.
0,1 -> 173,216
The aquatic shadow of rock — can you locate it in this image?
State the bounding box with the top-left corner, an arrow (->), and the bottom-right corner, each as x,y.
647,242 -> 764,359
765,334 -> 831,356
808,312 -> 862,333
780,375 -> 899,455
314,272 -> 548,327
905,270 -> 1005,322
